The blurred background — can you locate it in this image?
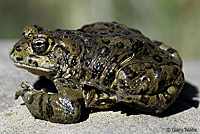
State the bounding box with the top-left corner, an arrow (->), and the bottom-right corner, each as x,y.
0,0 -> 200,59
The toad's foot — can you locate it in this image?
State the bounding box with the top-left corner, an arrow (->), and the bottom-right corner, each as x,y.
15,82 -> 38,100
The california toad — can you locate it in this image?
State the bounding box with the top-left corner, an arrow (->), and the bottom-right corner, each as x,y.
9,22 -> 184,124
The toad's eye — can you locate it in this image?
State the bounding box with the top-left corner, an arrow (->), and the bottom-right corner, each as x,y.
31,38 -> 51,55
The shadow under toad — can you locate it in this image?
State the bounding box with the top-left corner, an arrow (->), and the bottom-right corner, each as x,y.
33,77 -> 199,122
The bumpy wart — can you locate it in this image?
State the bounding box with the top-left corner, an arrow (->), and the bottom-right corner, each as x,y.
9,22 -> 184,124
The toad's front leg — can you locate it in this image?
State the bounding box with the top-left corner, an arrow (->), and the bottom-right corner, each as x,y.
15,81 -> 84,124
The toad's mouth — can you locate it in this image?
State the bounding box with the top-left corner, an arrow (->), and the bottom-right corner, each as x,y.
14,63 -> 56,76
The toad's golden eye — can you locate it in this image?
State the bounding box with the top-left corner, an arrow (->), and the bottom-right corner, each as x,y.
31,37 -> 50,55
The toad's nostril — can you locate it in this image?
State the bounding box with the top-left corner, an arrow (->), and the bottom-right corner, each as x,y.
16,45 -> 22,52
16,57 -> 24,61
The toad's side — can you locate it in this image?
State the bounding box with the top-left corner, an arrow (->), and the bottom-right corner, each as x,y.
9,22 -> 184,124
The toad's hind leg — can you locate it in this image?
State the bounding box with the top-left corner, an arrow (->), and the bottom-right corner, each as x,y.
114,64 -> 184,114
153,40 -> 182,68
15,81 -> 83,124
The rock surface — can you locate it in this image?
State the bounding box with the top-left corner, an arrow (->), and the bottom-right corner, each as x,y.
0,40 -> 199,133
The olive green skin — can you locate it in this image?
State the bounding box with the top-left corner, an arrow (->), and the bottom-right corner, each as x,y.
9,22 -> 184,124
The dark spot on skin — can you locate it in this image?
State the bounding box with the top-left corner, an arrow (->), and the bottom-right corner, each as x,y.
16,57 -> 23,61
167,62 -> 179,66
143,48 -> 149,56
85,58 -> 92,67
139,95 -> 150,105
93,62 -> 104,71
148,43 -> 155,49
123,31 -> 132,35
158,79 -> 166,90
122,66 -> 139,79
107,88 -> 116,96
131,40 -> 144,52
61,54 -> 68,62
162,91 -> 172,104
81,24 -> 92,30
146,64 -> 155,69
112,33 -> 121,37
156,94 -> 160,101
97,46 -> 111,57
105,88 -> 110,93
119,55 -> 129,64
81,69 -> 86,79
29,54 -> 36,58
59,79 -> 65,84
129,38 -> 135,44
116,25 -> 120,28
16,45 -> 22,52
108,30 -> 114,33
116,42 -> 124,49
80,57 -> 84,63
33,61 -> 38,67
46,97 -> 54,118
113,85 -> 118,91
126,97 -> 133,101
92,62 -> 104,79
153,55 -> 163,63
173,67 -> 179,75
55,29 -> 61,31
167,48 -> 177,54
119,79 -> 126,89
99,28 -> 107,31
110,54 -> 119,63
154,41 -> 163,46
39,93 -> 44,117
129,28 -> 142,34
33,25 -> 43,32
99,31 -> 108,35
62,45 -> 70,54
72,84 -> 78,89
77,28 -> 85,32
71,56 -> 77,67
102,39 -> 111,44
22,32 -> 25,36
71,44 -> 76,51
28,59 -> 32,64
79,46 -> 82,54
104,23 -> 110,27
83,46 -> 92,56
27,94 -> 35,104
103,69 -> 115,86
